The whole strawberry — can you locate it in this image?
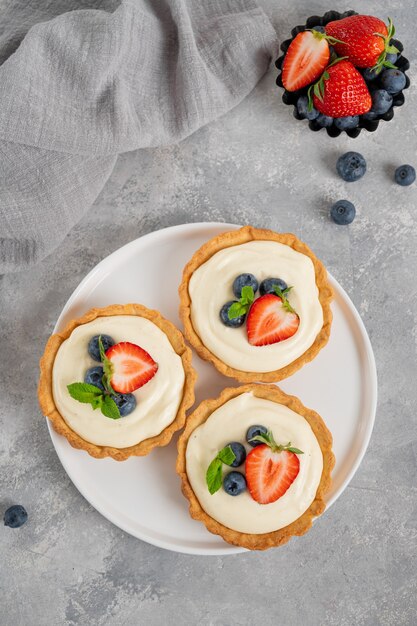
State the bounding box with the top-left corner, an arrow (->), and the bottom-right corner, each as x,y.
309,59 -> 372,118
325,15 -> 399,70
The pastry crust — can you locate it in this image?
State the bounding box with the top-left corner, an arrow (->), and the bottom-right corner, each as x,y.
176,384 -> 335,550
38,304 -> 196,461
178,225 -> 333,382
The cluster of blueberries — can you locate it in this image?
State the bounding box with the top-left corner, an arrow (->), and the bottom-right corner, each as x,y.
85,334 -> 136,416
222,425 -> 268,496
330,152 -> 415,225
276,10 -> 410,137
220,274 -> 288,328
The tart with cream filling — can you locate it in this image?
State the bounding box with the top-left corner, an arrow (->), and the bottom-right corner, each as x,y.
38,304 -> 196,461
179,226 -> 333,382
177,384 -> 334,550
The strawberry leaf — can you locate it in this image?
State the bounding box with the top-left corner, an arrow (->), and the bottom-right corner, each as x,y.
249,431 -> 304,455
98,335 -> 116,394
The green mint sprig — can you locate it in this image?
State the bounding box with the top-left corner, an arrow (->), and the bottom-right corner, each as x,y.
67,335 -> 121,419
249,430 -> 304,455
228,286 -> 255,320
206,445 -> 237,494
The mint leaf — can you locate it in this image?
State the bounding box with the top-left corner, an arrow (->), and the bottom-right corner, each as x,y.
240,286 -> 255,305
228,302 -> 247,320
206,458 -> 223,495
101,395 -> 121,420
67,382 -> 103,403
217,445 -> 236,466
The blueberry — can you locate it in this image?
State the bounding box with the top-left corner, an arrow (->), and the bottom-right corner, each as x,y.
259,277 -> 288,296
296,96 -> 319,121
334,116 -> 359,130
88,334 -> 115,362
370,89 -> 393,115
380,69 -> 406,94
385,52 -> 398,65
390,38 -> 403,53
226,442 -> 246,467
330,200 -> 356,225
84,366 -> 105,391
4,505 -> 28,528
316,113 -> 333,128
362,111 -> 378,121
223,471 -> 247,496
111,393 -> 137,416
336,152 -> 367,183
363,67 -> 380,82
220,301 -> 246,328
394,165 -> 416,187
232,273 -> 258,298
312,25 -> 325,33
246,425 -> 268,447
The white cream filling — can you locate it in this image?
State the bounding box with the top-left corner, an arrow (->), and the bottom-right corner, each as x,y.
186,393 -> 323,534
188,240 -> 324,372
52,316 -> 185,448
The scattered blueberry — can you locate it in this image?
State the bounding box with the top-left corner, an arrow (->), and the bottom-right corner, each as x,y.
111,393 -> 137,417
336,152 -> 367,183
369,89 -> 393,115
4,505 -> 28,528
220,301 -> 246,328
232,273 -> 259,299
385,52 -> 398,65
334,116 -> 359,130
246,425 -> 268,447
223,471 -> 247,496
88,334 -> 115,362
316,113 -> 333,128
84,366 -> 105,391
330,200 -> 356,225
226,442 -> 246,467
312,25 -> 325,33
362,67 -> 380,82
296,96 -> 319,121
259,277 -> 288,296
380,69 -> 406,94
394,164 -> 416,187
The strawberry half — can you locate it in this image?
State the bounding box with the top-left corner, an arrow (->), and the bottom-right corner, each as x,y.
282,30 -> 331,92
105,342 -> 158,394
310,59 -> 372,118
246,292 -> 299,346
325,15 -> 398,71
245,432 -> 303,505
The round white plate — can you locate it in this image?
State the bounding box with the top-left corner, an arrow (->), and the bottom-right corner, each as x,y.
48,222 -> 377,555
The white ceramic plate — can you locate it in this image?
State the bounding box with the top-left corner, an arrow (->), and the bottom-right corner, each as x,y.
48,222 -> 377,555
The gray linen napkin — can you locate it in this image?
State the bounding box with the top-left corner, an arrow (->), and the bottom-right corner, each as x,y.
0,0 -> 276,273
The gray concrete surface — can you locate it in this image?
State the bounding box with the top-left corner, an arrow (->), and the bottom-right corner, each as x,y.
1,1 -> 417,624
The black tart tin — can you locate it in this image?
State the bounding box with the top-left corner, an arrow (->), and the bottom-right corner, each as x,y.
275,10 -> 410,137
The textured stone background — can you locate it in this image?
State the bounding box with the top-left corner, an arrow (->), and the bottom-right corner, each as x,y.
1,1 -> 416,624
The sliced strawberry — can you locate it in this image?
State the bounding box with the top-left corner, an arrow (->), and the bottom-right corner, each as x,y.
282,30 -> 330,92
106,342 -> 158,394
246,293 -> 299,346
246,444 -> 300,504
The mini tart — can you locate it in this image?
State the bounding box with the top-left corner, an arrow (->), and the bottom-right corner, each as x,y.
177,384 -> 334,550
38,304 -> 196,461
179,226 -> 333,382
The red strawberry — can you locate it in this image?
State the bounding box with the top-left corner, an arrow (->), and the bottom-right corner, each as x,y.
325,15 -> 397,70
106,342 -> 158,393
311,59 -> 372,117
245,432 -> 302,505
246,293 -> 299,346
282,30 -> 331,92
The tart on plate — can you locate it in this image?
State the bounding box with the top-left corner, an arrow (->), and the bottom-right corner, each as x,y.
38,303 -> 196,461
179,225 -> 333,382
176,384 -> 335,550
